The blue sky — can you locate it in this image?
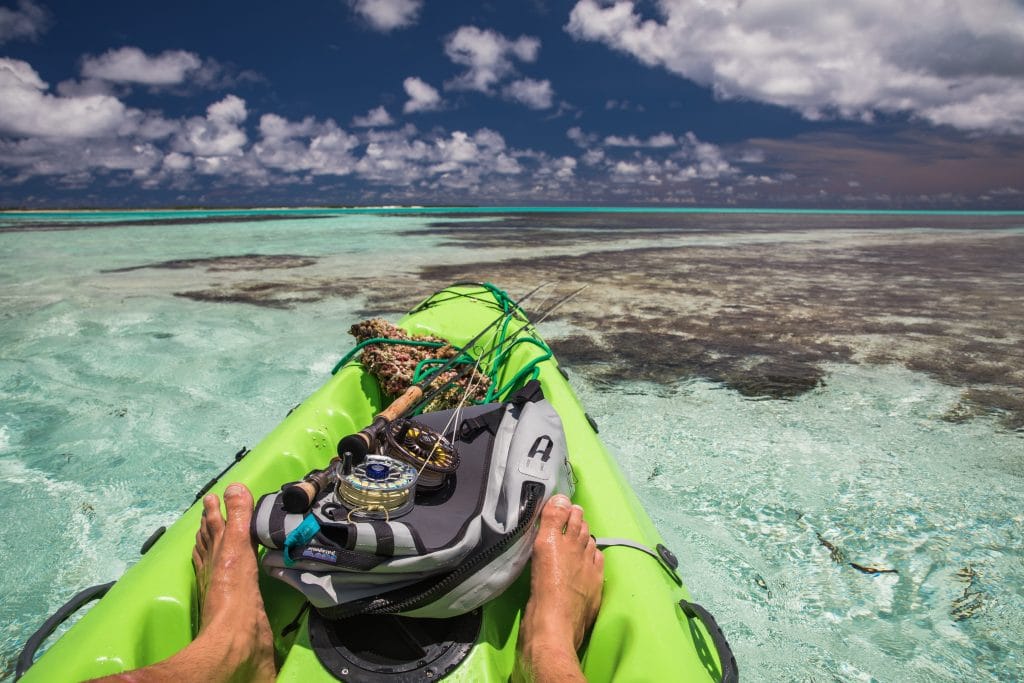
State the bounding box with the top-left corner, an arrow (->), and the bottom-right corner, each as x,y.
1,0 -> 1022,208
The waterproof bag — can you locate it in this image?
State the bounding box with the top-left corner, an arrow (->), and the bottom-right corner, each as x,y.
251,381 -> 574,618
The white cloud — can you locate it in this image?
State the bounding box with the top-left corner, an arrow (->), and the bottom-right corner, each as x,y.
444,26 -> 541,93
253,113 -> 358,175
647,132 -> 676,148
402,76 -> 442,113
0,0 -> 49,44
567,0 -> 1024,134
581,148 -> 605,165
604,132 -> 676,148
0,58 -> 129,138
353,126 -> 527,188
605,98 -> 645,112
565,124 -> 740,185
0,137 -> 164,184
567,125 -> 598,148
173,94 -> 248,161
551,156 -> 577,179
161,151 -> 192,172
349,0 -> 422,32
356,126 -> 433,183
502,78 -> 554,109
351,105 -> 394,127
81,47 -> 203,86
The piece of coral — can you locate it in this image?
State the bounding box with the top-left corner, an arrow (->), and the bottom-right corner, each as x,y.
350,319 -> 491,410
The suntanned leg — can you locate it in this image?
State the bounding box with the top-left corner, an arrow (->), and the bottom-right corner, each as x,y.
93,483 -> 276,683
513,494 -> 604,683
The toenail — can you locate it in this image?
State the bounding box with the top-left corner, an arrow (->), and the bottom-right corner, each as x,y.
225,483 -> 243,496
550,494 -> 571,508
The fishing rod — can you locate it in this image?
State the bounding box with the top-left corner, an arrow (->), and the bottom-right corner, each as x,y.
281,283 -> 551,513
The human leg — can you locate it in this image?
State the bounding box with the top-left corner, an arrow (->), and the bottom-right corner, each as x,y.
93,483 -> 275,683
513,494 -> 604,683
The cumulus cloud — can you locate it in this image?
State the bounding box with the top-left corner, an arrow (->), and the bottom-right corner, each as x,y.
0,58 -> 129,138
253,113 -> 358,175
566,124 -> 740,184
604,132 -> 676,148
0,0 -> 49,44
402,76 -> 442,113
502,78 -> 554,109
81,47 -> 202,86
76,46 -> 257,93
349,0 -> 422,32
354,126 -> 525,188
351,105 -> 394,127
444,26 -> 541,93
566,0 -> 1024,134
172,94 -> 248,166
0,135 -> 163,184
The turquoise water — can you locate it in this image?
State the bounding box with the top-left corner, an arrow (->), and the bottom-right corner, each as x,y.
4,206 -> 1024,227
1,210 -> 1021,681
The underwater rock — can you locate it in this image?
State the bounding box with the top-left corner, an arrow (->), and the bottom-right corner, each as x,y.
951,565 -> 985,621
723,360 -> 825,399
104,253 -> 318,273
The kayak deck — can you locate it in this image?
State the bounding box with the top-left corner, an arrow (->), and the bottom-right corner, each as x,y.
21,284 -> 727,682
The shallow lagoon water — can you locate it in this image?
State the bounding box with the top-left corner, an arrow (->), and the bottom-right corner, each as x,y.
1,210 -> 1021,681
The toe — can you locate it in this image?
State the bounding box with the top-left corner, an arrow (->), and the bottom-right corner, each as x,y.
223,483 -> 255,533
539,494 -> 572,536
565,505 -> 584,538
195,527 -> 208,554
203,494 -> 224,535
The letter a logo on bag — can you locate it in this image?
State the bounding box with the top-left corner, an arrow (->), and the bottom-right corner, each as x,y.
528,435 -> 553,462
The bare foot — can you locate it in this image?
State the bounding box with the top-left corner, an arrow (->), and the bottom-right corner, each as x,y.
514,494 -> 604,682
94,484 -> 275,683
190,483 -> 276,682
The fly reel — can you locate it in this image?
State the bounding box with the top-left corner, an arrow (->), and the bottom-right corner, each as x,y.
381,419 -> 459,491
336,455 -> 418,519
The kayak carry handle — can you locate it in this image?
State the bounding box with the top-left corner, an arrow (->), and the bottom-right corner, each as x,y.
679,599 -> 738,683
15,581 -> 116,680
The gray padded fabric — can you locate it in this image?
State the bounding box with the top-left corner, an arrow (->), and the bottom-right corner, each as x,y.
254,388 -> 573,617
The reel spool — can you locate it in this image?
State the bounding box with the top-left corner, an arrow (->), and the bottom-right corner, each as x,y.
336,455 -> 418,519
381,419 -> 459,492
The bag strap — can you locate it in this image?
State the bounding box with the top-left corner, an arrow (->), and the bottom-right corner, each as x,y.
508,379 -> 544,406
459,407 -> 506,441
459,379 -> 545,441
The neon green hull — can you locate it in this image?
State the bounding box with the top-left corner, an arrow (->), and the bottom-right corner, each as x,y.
22,284 -> 725,682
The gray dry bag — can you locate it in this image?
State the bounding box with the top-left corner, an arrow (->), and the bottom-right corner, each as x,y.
251,381 -> 573,619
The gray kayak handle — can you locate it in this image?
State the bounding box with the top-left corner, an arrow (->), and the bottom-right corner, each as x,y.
16,581 -> 115,680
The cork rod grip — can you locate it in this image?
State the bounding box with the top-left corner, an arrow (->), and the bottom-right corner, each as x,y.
377,385 -> 424,422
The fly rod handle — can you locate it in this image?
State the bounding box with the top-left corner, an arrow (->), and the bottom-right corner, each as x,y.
378,385 -> 424,423
282,386 -> 425,513
281,463 -> 336,513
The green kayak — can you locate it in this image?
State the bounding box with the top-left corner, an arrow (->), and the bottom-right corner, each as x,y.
18,283 -> 735,682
